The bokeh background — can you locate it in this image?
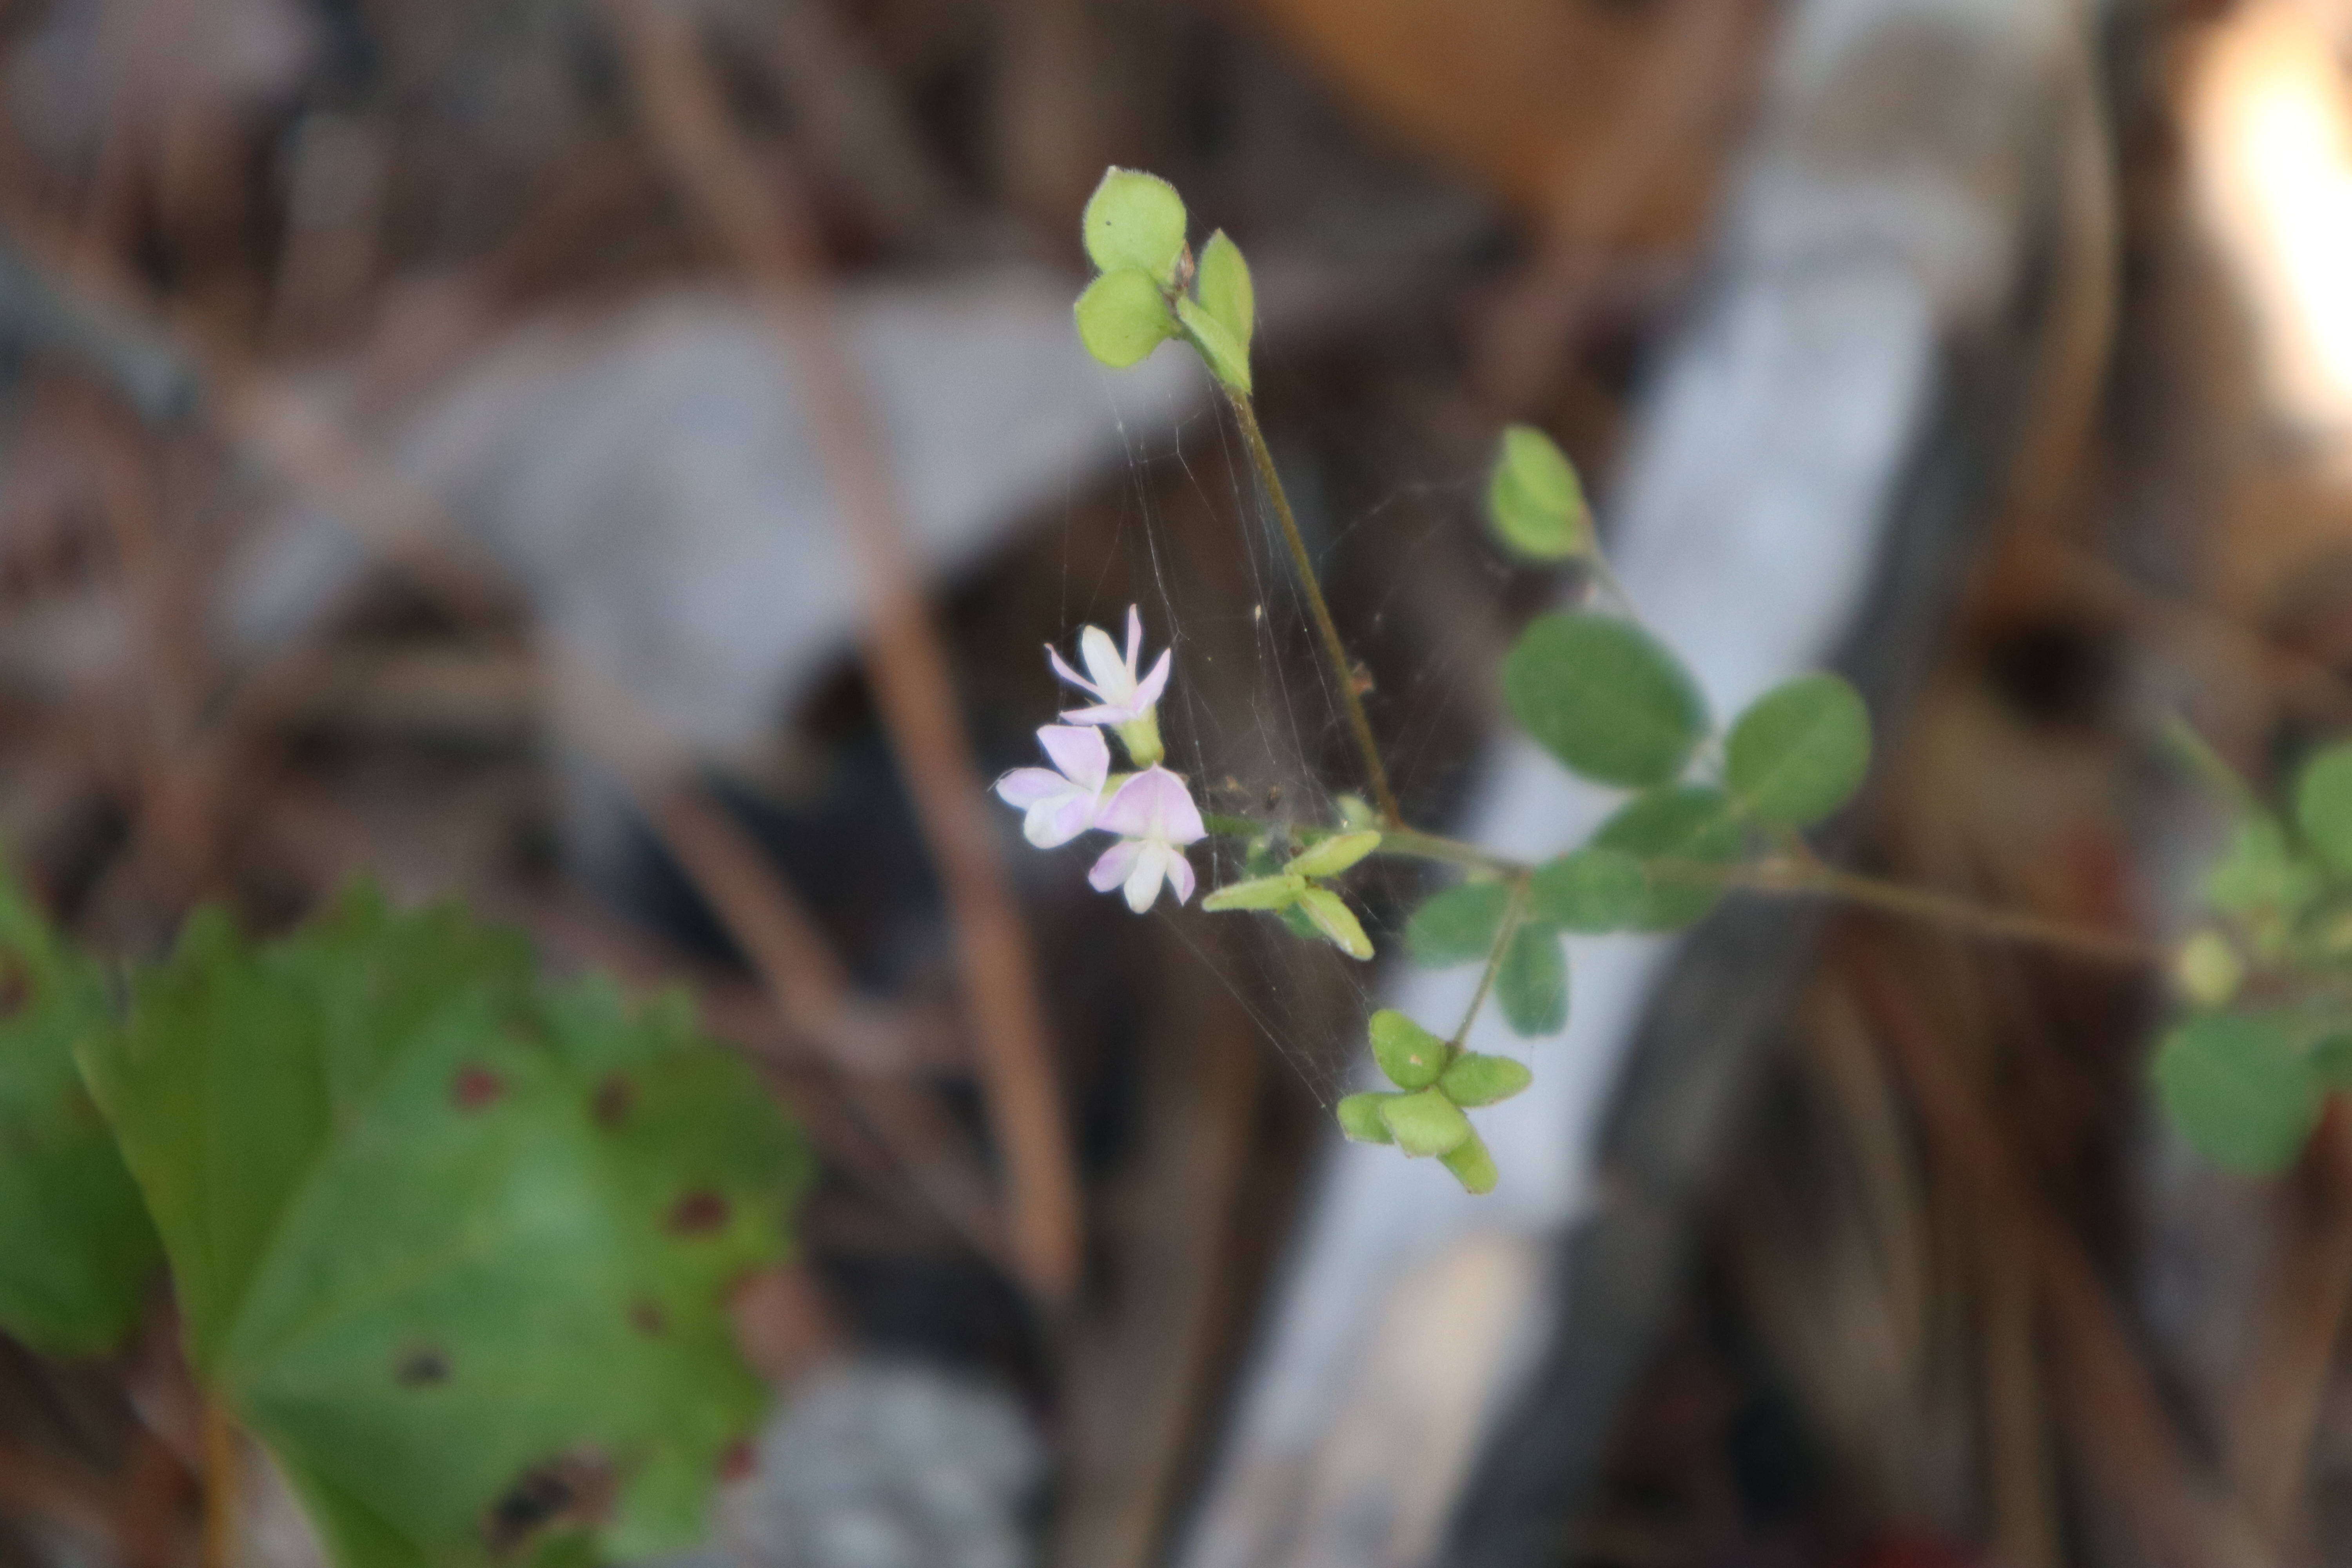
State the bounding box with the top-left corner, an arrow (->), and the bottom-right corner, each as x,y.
5,0 -> 2352,1564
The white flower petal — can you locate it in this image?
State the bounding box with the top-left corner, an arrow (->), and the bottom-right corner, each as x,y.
1097,767 -> 1187,838
1124,604 -> 1143,673
995,767 -> 1067,809
1123,842 -> 1171,912
1078,624 -> 1134,702
1024,790 -> 1097,848
1163,848 -> 1197,906
1058,701 -> 1133,726
1089,839 -> 1143,894
1036,724 -> 1109,791
1133,648 -> 1172,711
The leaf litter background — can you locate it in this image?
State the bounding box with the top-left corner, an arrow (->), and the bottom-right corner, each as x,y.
4,0 -> 2352,1566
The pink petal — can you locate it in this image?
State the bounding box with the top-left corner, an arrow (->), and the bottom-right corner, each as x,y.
1123,843 -> 1170,912
1025,791 -> 1096,848
1036,724 -> 1109,791
1096,767 -> 1188,838
995,767 -> 1067,809
1154,769 -> 1206,844
1132,648 -> 1172,710
1163,849 -> 1197,906
1047,643 -> 1101,699
1059,701 -> 1136,726
1089,839 -> 1143,894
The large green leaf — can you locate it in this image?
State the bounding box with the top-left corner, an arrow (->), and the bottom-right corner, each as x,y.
1592,785 -> 1744,931
79,889 -> 812,1568
1725,674 -> 1872,827
1405,881 -> 1510,967
1526,848 -> 1646,933
2296,742 -> 2352,875
2151,1014 -> 2318,1176
0,870 -> 160,1357
1503,612 -> 1707,788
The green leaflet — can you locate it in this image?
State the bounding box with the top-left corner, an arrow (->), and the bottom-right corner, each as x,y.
1081,169 -> 1188,284
1503,612 -> 1707,788
1368,1009 -> 1446,1090
2151,1014 -> 2318,1176
1526,847 -> 1646,934
1592,785 -> 1744,931
79,889 -> 812,1568
1075,270 -> 1178,369
1494,925 -> 1568,1037
1725,674 -> 1872,827
2296,742 -> 2352,876
0,868 -> 161,1357
1194,231 -> 1255,360
1485,426 -> 1590,563
1405,881 -> 1510,967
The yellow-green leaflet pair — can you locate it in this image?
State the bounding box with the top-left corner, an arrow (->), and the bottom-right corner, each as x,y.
1073,169 -> 1255,393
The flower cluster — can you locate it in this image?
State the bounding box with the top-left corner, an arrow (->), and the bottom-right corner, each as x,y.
995,607 -> 1203,913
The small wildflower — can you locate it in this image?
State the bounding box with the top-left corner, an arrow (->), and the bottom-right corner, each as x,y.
1049,605 -> 1171,766
994,726 -> 1112,848
1088,766 -> 1205,912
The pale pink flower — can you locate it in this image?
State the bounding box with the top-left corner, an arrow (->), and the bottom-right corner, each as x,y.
1049,605 -> 1172,727
1087,766 -> 1205,912
993,726 -> 1111,848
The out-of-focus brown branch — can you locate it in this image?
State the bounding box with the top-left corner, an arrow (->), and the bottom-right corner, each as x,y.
604,0 -> 1083,1309
1853,946 -> 2275,1568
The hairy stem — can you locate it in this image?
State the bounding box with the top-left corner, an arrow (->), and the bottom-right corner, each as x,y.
1452,875 -> 1530,1049
1721,858 -> 2156,965
1225,391 -> 1403,826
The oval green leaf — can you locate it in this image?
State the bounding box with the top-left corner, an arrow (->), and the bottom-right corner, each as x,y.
1592,784 -> 1744,930
1081,167 -> 1187,283
1176,294 -> 1252,393
1440,1129 -> 1499,1194
1527,846 -> 1646,933
1503,612 -> 1707,788
1195,230 -> 1255,355
1486,426 -> 1590,562
1202,873 -> 1305,912
1369,1009 -> 1447,1090
1288,830 -> 1381,880
1379,1087 -> 1473,1158
2295,742 -> 2352,875
1438,1053 -> 1532,1108
1495,925 -> 1568,1037
1075,269 -> 1177,369
1725,673 -> 1872,827
1335,1092 -> 1397,1144
1297,887 -> 1373,960
2151,1014 -> 2319,1175
1406,881 -> 1510,967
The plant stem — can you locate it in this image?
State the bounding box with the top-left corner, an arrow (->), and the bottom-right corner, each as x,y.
1225,391 -> 1403,827
1723,858 -> 2157,965
1452,875 -> 1529,1049
202,1397 -> 237,1568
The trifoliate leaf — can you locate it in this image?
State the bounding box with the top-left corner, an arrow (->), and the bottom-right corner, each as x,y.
1725,674 -> 1872,827
1379,1088 -> 1473,1158
1075,269 -> 1178,369
2203,818 -> 2321,920
1195,231 -> 1254,356
1176,294 -> 1252,394
2296,742 -> 2352,875
79,889 -> 812,1568
1335,1092 -> 1397,1144
0,870 -> 160,1358
1288,831 -> 1381,880
1527,847 -> 1646,933
1368,1009 -> 1447,1090
1486,426 -> 1590,562
1592,785 -> 1744,931
1203,874 -> 1307,912
1406,881 -> 1510,967
1081,168 -> 1187,283
1494,925 -> 1568,1037
1440,1129 -> 1499,1194
2151,1013 -> 2318,1176
1296,887 -> 1373,960
1503,612 -> 1707,788
1438,1053 -> 1532,1108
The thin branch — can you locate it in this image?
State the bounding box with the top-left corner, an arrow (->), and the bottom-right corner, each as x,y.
1224,391 -> 1403,827
605,0 -> 1082,1307
1723,858 -> 2156,966
1450,875 -> 1529,1049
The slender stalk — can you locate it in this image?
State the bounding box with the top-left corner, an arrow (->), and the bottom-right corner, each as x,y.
1225,391 -> 1403,827
1722,859 -> 2156,965
1451,875 -> 1529,1049
201,1398 -> 237,1568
